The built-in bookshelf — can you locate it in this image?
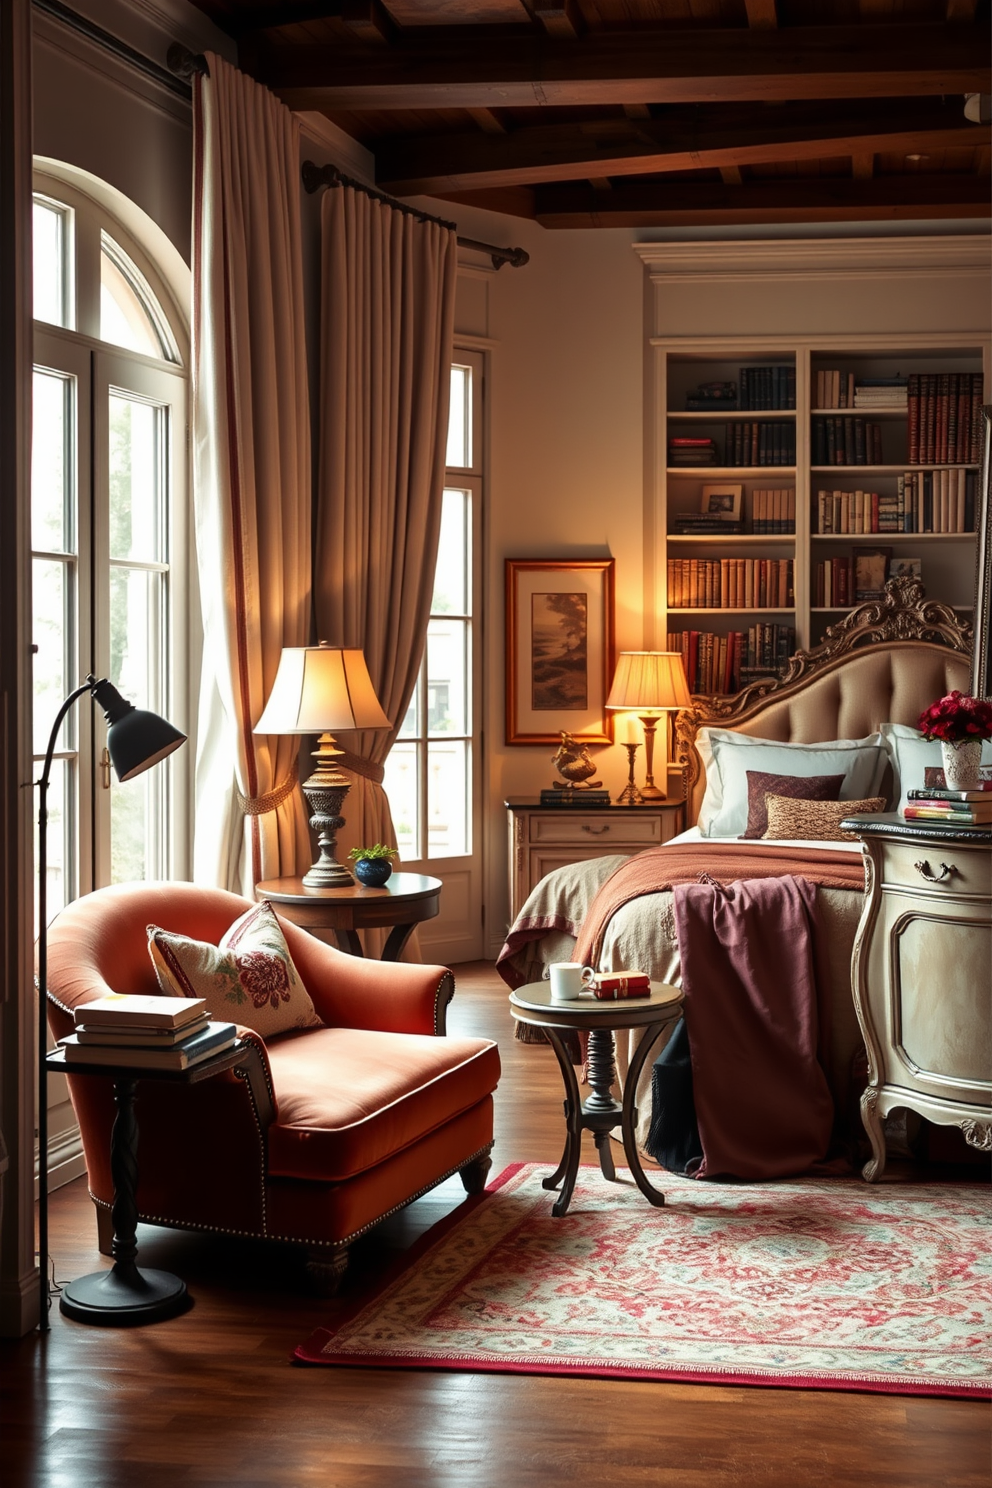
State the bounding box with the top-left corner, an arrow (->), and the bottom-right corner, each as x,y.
659,336 -> 989,697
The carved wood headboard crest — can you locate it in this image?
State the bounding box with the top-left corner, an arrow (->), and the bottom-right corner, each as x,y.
672,575 -> 974,808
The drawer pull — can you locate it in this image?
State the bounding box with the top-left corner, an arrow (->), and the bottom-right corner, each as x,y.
581,824 -> 611,836
913,859 -> 955,884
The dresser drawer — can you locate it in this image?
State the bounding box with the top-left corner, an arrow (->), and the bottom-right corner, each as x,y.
528,813 -> 664,847
882,841 -> 992,901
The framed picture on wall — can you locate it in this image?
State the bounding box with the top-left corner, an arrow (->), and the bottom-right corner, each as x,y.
853,546 -> 892,601
505,559 -> 616,745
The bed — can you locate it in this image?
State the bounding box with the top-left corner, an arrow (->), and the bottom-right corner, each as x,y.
497,578 -> 977,1174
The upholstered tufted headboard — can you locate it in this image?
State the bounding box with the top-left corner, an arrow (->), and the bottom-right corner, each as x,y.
676,580 -> 973,828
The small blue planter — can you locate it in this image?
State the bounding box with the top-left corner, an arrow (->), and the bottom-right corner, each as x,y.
353,857 -> 393,887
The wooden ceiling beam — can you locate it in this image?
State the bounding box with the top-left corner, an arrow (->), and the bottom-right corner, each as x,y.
467,107 -> 507,134
526,173 -> 992,227
524,0 -> 584,38
375,100 -> 988,193
946,0 -> 977,19
851,150 -> 875,179
259,24 -> 990,109
744,0 -> 777,28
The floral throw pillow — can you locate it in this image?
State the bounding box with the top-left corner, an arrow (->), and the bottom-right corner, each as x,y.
147,900 -> 322,1039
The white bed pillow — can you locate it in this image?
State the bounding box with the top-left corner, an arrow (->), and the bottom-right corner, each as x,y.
696,728 -> 887,839
880,722 -> 992,808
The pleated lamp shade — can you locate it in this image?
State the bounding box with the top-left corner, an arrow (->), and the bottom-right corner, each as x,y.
605,652 -> 692,715
254,645 -> 390,735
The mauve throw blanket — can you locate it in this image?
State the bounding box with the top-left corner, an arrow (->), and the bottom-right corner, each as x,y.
572,842 -> 865,1181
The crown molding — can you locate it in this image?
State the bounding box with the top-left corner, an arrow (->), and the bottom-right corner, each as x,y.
633,234 -> 991,283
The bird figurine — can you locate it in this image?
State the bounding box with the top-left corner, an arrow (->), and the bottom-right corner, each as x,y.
551,732 -> 602,789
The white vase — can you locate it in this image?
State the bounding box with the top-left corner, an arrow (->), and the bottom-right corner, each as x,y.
941,738 -> 983,791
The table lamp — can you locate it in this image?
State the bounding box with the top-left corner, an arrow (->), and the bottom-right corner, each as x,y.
37,675 -> 186,1330
254,644 -> 390,888
605,652 -> 691,801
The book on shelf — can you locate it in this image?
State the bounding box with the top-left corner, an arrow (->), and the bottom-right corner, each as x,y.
810,417 -> 883,467
72,993 -> 207,1031
738,365 -> 795,410
75,1014 -> 210,1047
671,516 -> 745,535
59,1021 -> 239,1070
908,786 -> 992,801
666,623 -> 795,695
723,422 -> 796,468
539,788 -> 611,806
907,372 -> 983,465
751,487 -> 796,534
667,557 -> 793,610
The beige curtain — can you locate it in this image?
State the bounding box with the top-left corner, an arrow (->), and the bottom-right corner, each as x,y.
191,54 -> 313,895
314,185 -> 457,864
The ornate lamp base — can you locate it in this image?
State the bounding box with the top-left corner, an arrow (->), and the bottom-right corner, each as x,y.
616,742 -> 643,806
301,733 -> 354,887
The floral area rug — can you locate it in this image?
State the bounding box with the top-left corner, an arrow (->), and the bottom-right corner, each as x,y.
295,1163 -> 991,1397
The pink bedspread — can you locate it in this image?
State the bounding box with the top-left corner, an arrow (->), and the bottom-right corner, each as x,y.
672,874 -> 837,1180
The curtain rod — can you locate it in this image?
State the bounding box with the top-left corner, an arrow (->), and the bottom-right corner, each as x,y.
33,0 -> 193,99
301,161 -> 529,270
167,45 -> 528,270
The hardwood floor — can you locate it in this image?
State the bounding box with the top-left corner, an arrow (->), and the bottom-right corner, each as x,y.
2,961 -> 988,1488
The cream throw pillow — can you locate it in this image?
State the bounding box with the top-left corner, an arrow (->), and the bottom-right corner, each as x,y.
762,794 -> 886,842
148,899 -> 322,1039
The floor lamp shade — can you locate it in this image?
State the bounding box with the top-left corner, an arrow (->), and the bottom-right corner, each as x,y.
254,645 -> 390,888
606,652 -> 691,800
38,676 -> 185,1331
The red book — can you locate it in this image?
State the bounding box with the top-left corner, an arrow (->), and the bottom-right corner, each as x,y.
589,971 -> 652,999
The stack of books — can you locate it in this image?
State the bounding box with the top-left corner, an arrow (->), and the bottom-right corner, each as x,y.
902,786 -> 992,828
59,994 -> 237,1070
540,787 -> 611,807
669,436 -> 719,466
854,378 -> 908,409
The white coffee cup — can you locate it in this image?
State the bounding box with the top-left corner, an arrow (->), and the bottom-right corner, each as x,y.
549,962 -> 596,1001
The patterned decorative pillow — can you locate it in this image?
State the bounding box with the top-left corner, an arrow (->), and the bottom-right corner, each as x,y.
147,900 -> 322,1039
741,770 -> 845,839
762,795 -> 886,842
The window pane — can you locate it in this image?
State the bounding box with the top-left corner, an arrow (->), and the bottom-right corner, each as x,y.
397,677 -> 420,740
427,741 -> 468,859
432,488 -> 468,614
35,759 -> 71,932
111,767 -> 164,883
427,619 -> 467,736
32,370 -> 73,552
32,558 -> 73,755
101,235 -> 176,361
33,199 -> 69,328
383,742 -> 419,858
446,364 -> 471,469
109,565 -> 163,710
109,394 -> 166,562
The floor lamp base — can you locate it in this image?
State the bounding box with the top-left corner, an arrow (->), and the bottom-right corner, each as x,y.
60,1263 -> 189,1327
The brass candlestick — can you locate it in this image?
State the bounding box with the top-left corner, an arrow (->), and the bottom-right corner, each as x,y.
616,742 -> 643,805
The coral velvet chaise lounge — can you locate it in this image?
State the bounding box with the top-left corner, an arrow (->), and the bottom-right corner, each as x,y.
45,882 -> 501,1291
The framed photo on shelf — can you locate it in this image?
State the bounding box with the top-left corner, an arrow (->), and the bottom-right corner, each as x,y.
888,556 -> 922,582
505,558 -> 615,745
700,483 -> 743,520
853,546 -> 893,601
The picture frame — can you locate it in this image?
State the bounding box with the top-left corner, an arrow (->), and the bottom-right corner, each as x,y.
700,482 -> 743,520
888,555 -> 922,582
505,559 -> 615,745
853,546 -> 893,601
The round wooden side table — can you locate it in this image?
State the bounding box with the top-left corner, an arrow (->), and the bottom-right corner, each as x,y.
508,980 -> 683,1217
255,872 -> 442,960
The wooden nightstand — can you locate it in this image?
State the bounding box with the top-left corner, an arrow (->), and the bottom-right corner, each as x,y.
841,812 -> 992,1181
505,797 -> 684,920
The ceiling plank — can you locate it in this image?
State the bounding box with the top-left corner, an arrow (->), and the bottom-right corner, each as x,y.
467,107 -> 507,133
720,165 -> 743,185
744,0 -> 777,28
374,99 -> 989,193
525,173 -> 992,227
946,0 -> 977,18
851,150 -> 875,179
258,24 -> 990,110
525,0 -> 584,38
341,0 -> 391,45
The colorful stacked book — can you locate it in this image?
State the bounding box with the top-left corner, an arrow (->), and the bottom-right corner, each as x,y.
902,787 -> 992,827
60,994 -> 237,1070
669,436 -> 719,466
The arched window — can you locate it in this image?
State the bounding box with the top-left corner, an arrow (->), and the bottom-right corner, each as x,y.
31,168 -> 191,921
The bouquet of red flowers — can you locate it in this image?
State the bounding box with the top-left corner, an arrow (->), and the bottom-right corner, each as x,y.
918,691 -> 992,743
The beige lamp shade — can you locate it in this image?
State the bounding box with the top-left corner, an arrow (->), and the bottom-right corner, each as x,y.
254,644 -> 390,735
606,652 -> 692,715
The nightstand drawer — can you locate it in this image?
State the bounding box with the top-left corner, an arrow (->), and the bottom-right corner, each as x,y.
528,814 -> 665,847
882,842 -> 992,900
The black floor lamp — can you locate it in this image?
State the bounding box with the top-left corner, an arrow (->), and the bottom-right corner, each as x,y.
36,674 -> 185,1331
